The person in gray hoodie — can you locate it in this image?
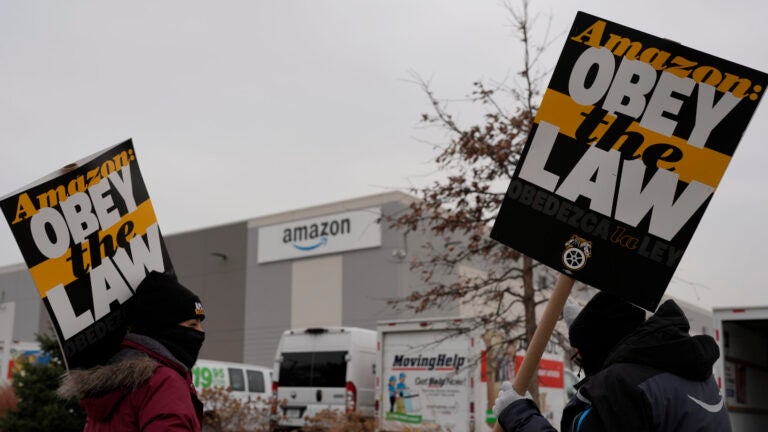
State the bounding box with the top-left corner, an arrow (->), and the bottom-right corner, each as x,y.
493,291 -> 731,432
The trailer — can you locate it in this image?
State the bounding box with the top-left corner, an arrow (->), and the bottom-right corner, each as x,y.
713,306 -> 768,431
376,317 -> 566,432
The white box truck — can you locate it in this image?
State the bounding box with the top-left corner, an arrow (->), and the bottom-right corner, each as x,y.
376,317 -> 567,432
713,306 -> 768,431
271,326 -> 377,431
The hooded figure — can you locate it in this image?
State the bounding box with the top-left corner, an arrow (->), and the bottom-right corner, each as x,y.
58,271 -> 206,432
568,291 -> 645,376
494,292 -> 731,432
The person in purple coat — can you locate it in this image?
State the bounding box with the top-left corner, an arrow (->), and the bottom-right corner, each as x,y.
59,271 -> 207,431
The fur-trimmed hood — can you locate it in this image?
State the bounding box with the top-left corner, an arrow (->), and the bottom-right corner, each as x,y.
57,334 -> 201,429
57,354 -> 158,400
58,332 -> 187,401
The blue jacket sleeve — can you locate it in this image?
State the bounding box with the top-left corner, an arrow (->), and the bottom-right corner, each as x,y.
497,399 -> 558,432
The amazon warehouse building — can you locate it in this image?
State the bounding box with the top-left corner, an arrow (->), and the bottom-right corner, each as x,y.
0,192 -> 477,367
0,191 -> 715,368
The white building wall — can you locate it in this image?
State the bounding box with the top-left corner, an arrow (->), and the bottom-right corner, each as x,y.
291,256 -> 342,328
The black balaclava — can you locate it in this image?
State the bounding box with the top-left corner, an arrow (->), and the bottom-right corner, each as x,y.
568,291 -> 645,376
145,325 -> 206,370
127,271 -> 206,369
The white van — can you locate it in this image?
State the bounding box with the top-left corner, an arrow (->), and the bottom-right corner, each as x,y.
192,359 -> 273,405
271,327 -> 377,430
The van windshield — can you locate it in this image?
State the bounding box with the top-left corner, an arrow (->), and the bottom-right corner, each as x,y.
279,351 -> 347,388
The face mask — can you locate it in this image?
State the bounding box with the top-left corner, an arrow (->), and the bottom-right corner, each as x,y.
577,346 -> 610,377
151,326 -> 206,369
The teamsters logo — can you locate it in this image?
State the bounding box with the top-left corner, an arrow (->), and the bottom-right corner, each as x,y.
562,235 -> 592,271
282,217 -> 351,251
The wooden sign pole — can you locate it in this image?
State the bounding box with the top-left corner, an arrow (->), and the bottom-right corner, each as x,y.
492,273 -> 575,431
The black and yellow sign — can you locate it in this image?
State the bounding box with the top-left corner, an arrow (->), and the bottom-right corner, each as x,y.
0,139 -> 174,369
491,12 -> 768,310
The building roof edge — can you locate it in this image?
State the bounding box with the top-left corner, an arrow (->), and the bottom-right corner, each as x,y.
247,190 -> 417,228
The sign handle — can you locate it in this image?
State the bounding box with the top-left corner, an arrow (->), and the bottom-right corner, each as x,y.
493,273 -> 575,432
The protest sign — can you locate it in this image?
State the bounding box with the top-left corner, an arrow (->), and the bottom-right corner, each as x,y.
0,139 -> 174,370
488,13 -> 768,416
491,11 -> 768,311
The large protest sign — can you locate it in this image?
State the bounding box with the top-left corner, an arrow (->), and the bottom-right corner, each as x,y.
0,140 -> 174,369
491,12 -> 768,311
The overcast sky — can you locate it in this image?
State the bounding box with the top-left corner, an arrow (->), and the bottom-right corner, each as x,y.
2,0 -> 766,311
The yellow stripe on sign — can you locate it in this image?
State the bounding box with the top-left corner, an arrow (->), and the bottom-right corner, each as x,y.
30,199 -> 159,298
535,89 -> 731,188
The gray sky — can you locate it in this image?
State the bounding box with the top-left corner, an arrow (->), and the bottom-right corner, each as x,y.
2,0 -> 766,310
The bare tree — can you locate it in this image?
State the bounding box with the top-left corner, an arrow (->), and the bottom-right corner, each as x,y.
199,387 -> 271,432
387,0 -> 569,399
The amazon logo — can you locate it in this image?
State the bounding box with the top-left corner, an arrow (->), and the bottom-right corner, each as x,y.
281,218 -> 351,251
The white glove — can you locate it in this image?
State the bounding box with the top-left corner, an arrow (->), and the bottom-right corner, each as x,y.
492,381 -> 532,417
562,296 -> 583,327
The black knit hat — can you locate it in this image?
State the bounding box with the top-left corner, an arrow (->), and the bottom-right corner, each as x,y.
127,271 -> 205,331
569,291 -> 645,374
